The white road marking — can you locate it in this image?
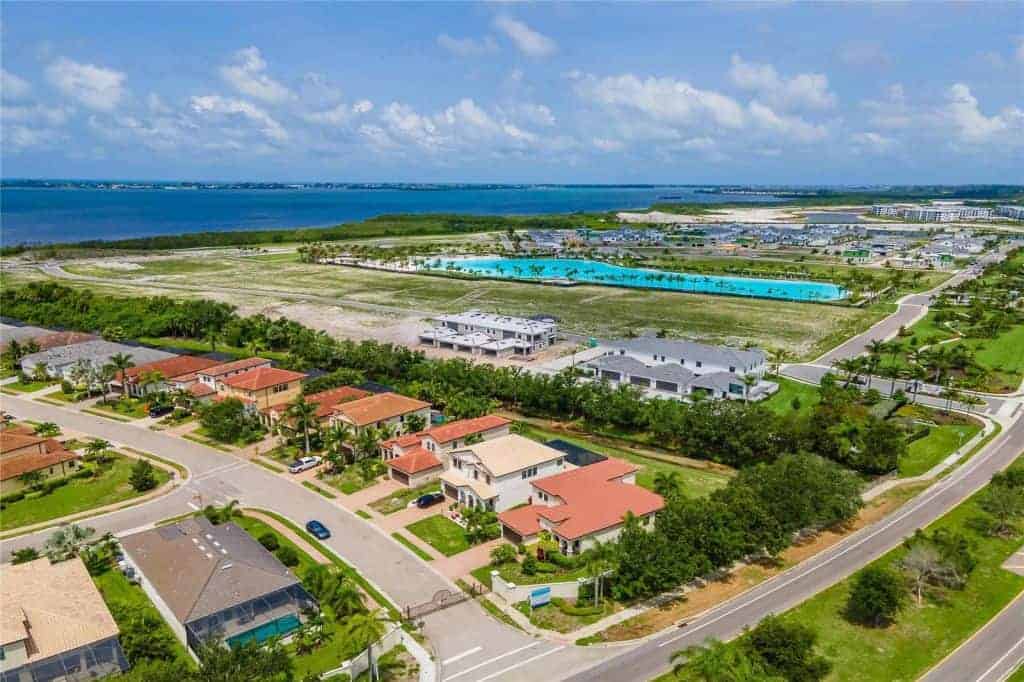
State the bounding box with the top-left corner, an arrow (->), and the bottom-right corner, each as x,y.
473,645 -> 565,682
442,646 -> 482,666
979,634 -> 1024,681
444,642 -> 540,680
187,502 -> 200,510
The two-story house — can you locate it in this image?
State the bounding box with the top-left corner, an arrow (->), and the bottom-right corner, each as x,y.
498,457 -> 664,555
439,434 -> 567,512
327,392 -> 431,436
381,414 -> 511,487
216,367 -> 306,411
0,427 -> 77,494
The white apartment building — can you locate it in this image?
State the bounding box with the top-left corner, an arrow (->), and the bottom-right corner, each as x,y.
420,310 -> 558,357
997,205 -> 1024,220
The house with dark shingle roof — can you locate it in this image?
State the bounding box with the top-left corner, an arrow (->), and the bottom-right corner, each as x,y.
120,517 -> 317,653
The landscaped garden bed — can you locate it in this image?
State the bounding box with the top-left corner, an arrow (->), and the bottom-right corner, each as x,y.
514,596 -> 619,633
317,461 -> 386,495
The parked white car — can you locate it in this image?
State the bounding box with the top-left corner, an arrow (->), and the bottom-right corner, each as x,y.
288,456 -> 322,474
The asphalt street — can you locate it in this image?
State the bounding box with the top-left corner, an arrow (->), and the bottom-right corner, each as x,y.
919,590 -> 1024,682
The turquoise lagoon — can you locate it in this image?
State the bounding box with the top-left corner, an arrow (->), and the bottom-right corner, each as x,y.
423,257 -> 846,302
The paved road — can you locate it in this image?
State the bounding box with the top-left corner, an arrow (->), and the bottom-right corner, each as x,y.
920,590 -> 1024,682
0,395 -> 557,680
553,413 -> 1024,682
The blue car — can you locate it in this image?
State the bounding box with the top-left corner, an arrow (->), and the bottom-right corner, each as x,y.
305,520 -> 330,540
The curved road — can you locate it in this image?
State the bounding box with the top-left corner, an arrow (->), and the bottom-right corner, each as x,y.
920,591 -> 1024,682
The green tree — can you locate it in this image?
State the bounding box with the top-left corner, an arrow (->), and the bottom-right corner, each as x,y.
743,615 -> 831,682
11,547 -> 40,564
672,638 -> 778,682
193,638 -> 293,682
845,565 -> 905,627
403,412 -> 427,434
129,458 -> 159,492
286,394 -> 319,455
33,421 -> 61,437
107,352 -> 135,399
44,524 -> 95,562
342,610 -> 386,682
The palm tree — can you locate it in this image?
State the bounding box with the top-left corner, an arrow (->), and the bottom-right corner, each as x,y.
741,374 -> 758,401
354,427 -> 382,463
327,581 -> 366,618
203,327 -> 220,353
322,423 -> 352,471
286,395 -> 319,455
95,363 -> 117,405
865,339 -> 885,389
670,638 -> 774,682
45,524 -> 95,562
107,352 -> 135,399
138,369 -> 166,396
652,471 -> 681,498
582,539 -> 616,607
884,341 -> 903,397
343,610 -> 386,682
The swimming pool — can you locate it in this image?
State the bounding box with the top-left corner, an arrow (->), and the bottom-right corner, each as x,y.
422,258 -> 846,302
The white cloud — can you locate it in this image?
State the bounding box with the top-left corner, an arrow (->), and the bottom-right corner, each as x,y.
572,72 -> 746,131
747,101 -> 827,142
190,94 -> 288,141
592,137 -> 624,152
1,69 -> 32,101
219,47 -> 293,104
681,136 -> 716,151
45,57 -> 125,111
729,55 -> 836,110
304,100 -> 374,126
861,84 -> 912,129
944,82 -> 1022,142
503,102 -> 555,127
1,103 -> 71,128
5,124 -> 65,151
437,34 -> 498,57
837,41 -> 891,68
493,16 -> 556,58
364,97 -> 542,154
852,131 -> 896,154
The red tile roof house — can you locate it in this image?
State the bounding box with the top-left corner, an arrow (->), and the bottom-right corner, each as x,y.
327,392 -> 431,438
112,355 -> 222,398
262,385 -> 372,428
498,458 -> 664,556
381,415 -> 511,488
0,427 -> 80,494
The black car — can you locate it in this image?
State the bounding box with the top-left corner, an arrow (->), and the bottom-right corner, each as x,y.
415,492 -> 444,509
147,404 -> 174,418
306,520 -> 330,540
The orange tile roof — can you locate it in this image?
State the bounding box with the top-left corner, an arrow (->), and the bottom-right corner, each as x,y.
221,367 -> 306,391
497,504 -> 547,537
425,415 -> 511,444
0,429 -> 46,454
265,386 -> 372,418
382,414 -> 510,450
120,355 -> 220,384
188,382 -> 216,398
199,357 -> 271,377
331,393 -> 430,427
387,447 -> 443,475
0,441 -> 78,481
498,458 -> 663,541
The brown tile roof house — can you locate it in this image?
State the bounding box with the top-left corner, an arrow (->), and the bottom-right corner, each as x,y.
330,392 -> 430,428
119,355 -> 221,385
264,385 -> 372,421
0,429 -> 77,483
197,356 -> 272,379
25,331 -> 98,352
120,517 -> 316,652
384,414 -> 512,451
499,458 -> 664,546
0,557 -> 127,680
220,367 -> 306,391
387,447 -> 443,476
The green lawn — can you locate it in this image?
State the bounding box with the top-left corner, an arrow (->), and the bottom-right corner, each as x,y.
0,454 -> 171,530
391,532 -> 434,561
317,462 -> 385,495
405,515 -> 470,556
899,423 -> 982,478
516,424 -> 731,498
762,376 -> 822,417
89,397 -> 150,419
369,480 -> 442,515
778,456 -> 1024,682
66,258 -> 230,279
3,378 -> 57,393
93,566 -> 193,667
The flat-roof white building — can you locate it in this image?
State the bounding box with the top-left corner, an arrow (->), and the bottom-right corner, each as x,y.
420,310 -> 557,357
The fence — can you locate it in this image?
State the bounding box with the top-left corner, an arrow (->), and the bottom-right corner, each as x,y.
320,625 -> 438,682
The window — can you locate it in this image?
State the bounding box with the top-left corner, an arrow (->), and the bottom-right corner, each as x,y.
557,458 -> 563,466
729,366 -> 736,373
696,360 -> 702,368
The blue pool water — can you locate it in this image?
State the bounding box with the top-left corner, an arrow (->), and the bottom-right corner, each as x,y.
225,613 -> 301,648
424,257 -> 846,302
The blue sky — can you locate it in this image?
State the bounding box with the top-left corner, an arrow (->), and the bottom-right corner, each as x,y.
2,2 -> 1022,183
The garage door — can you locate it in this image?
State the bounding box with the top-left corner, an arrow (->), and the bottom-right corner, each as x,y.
502,526 -> 523,544
391,470 -> 409,485
601,370 -> 621,381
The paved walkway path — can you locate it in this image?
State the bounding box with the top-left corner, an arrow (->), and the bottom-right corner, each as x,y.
243,509 -> 332,565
